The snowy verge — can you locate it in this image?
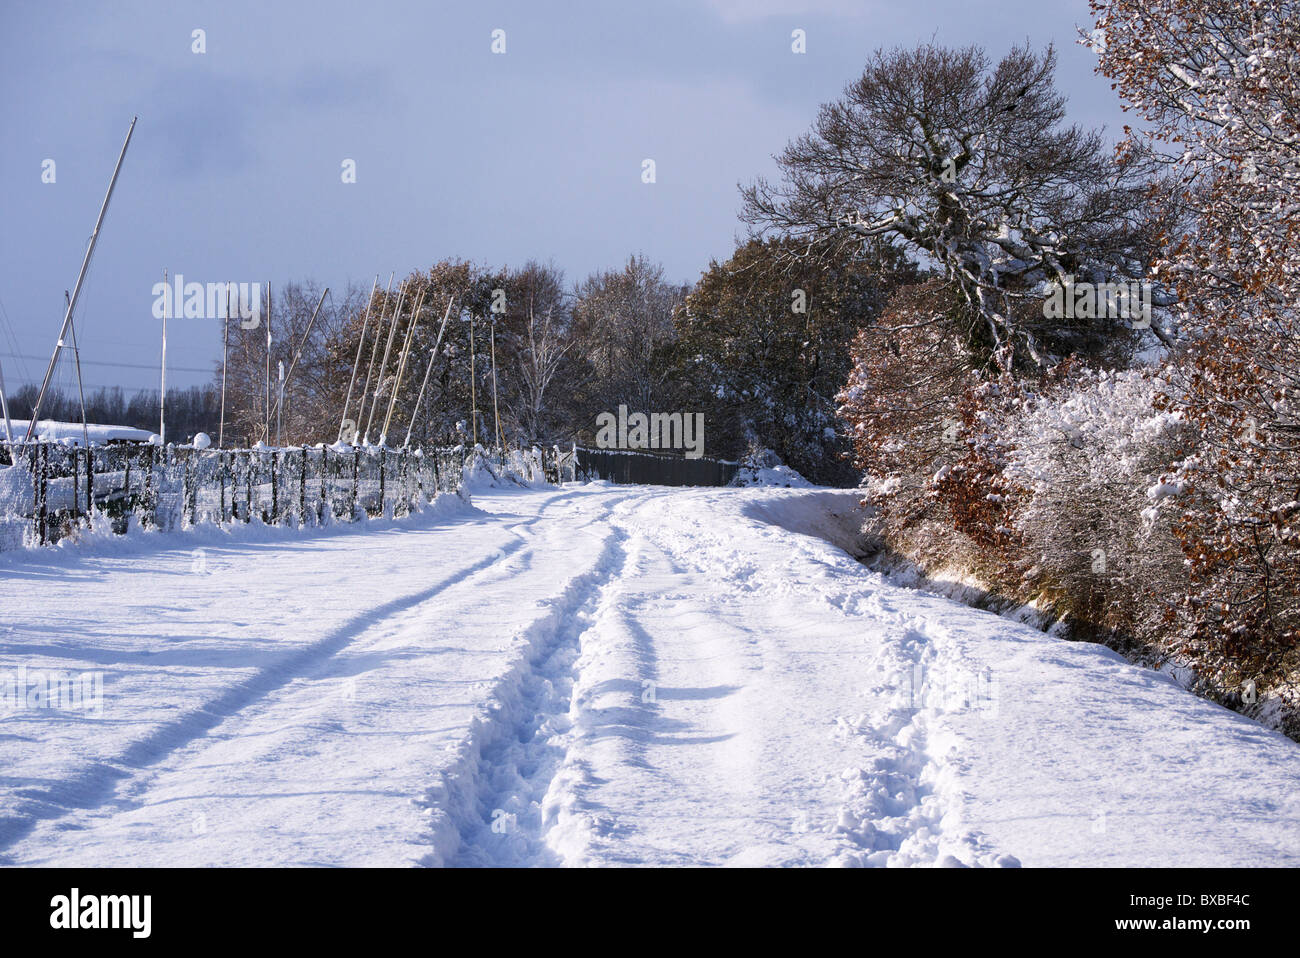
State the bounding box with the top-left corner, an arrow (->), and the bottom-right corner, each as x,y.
0,490 -> 481,570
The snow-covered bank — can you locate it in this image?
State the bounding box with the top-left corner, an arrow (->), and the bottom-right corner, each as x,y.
1,485 -> 1297,866
3,420 -> 154,445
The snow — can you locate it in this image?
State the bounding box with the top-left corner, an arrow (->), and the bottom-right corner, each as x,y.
4,419 -> 153,445
731,463 -> 813,487
1,484 -> 1297,867
729,449 -> 814,488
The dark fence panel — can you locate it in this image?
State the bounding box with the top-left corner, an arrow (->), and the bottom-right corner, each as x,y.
574,446 -> 738,487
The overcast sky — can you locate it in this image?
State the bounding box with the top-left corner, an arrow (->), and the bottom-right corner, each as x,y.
0,0 -> 1124,394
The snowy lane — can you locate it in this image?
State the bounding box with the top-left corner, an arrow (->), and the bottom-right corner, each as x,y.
2,483 -> 1299,866
530,490 -> 1020,866
0,487 -> 636,865
459,487 -> 1300,867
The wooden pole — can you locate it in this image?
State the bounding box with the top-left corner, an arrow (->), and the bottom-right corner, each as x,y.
160,269 -> 168,446
65,290 -> 90,449
469,311 -> 478,445
381,287 -> 426,444
490,321 -> 503,452
219,282 -> 230,448
264,282 -> 272,442
270,286 -> 328,431
355,272 -> 394,436
25,116 -> 136,440
339,274 -> 379,441
404,297 -> 455,449
366,278 -> 407,443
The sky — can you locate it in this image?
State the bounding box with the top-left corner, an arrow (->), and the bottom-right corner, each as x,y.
0,0 -> 1126,395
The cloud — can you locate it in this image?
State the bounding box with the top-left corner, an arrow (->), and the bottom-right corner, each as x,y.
702,0 -> 877,23
147,68 -> 261,177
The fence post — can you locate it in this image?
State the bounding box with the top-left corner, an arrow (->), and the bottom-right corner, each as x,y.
143,444 -> 155,529
299,445 -> 307,526
140,445 -> 149,528
350,449 -> 359,520
181,449 -> 190,528
85,442 -> 94,525
36,444 -> 47,545
378,446 -> 386,517
319,446 -> 328,523
398,449 -> 408,515
270,448 -> 278,523
244,450 -> 252,523
188,449 -> 197,526
71,446 -> 80,526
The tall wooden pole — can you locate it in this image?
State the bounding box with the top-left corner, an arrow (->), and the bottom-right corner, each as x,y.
490,321 -> 503,452
25,116 -> 137,440
65,291 -> 90,449
219,283 -> 230,448
160,269 -> 168,446
339,274 -> 379,441
381,288 -> 426,444
264,282 -> 272,443
270,287 -> 329,430
355,271 -> 393,436
404,297 -> 456,449
469,311 -> 478,445
366,278 -> 407,443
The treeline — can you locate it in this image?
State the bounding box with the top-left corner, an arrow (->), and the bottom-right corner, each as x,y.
217,250 -> 900,484
6,382 -> 219,441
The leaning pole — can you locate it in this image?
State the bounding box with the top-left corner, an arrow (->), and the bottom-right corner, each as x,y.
25,116 -> 137,441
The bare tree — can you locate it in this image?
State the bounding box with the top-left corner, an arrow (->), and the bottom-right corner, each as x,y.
571,255 -> 686,414
741,42 -> 1168,371
516,295 -> 572,443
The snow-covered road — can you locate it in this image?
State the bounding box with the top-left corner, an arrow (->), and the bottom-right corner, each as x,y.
2,484 -> 1298,867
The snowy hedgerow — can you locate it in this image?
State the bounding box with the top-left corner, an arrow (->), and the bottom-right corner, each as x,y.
837,281 -> 980,544
1001,365 -> 1192,641
1091,0 -> 1300,713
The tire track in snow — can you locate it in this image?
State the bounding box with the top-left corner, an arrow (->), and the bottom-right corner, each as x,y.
0,534 -> 530,857
427,490 -> 669,867
544,531 -> 765,865
823,592 -> 1017,867
614,489 -> 1017,866
425,529 -> 631,867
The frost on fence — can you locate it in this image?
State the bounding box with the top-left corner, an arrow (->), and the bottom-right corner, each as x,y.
0,441 -> 481,548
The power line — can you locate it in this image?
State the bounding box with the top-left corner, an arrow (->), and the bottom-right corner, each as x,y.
0,352 -> 213,374
7,381 -> 209,396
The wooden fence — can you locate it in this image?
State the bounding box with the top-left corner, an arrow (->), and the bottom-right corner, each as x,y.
574,446 -> 738,487
0,442 -> 564,548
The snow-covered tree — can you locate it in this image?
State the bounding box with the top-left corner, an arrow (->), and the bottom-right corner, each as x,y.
742,42 -> 1168,372
1090,0 -> 1300,680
